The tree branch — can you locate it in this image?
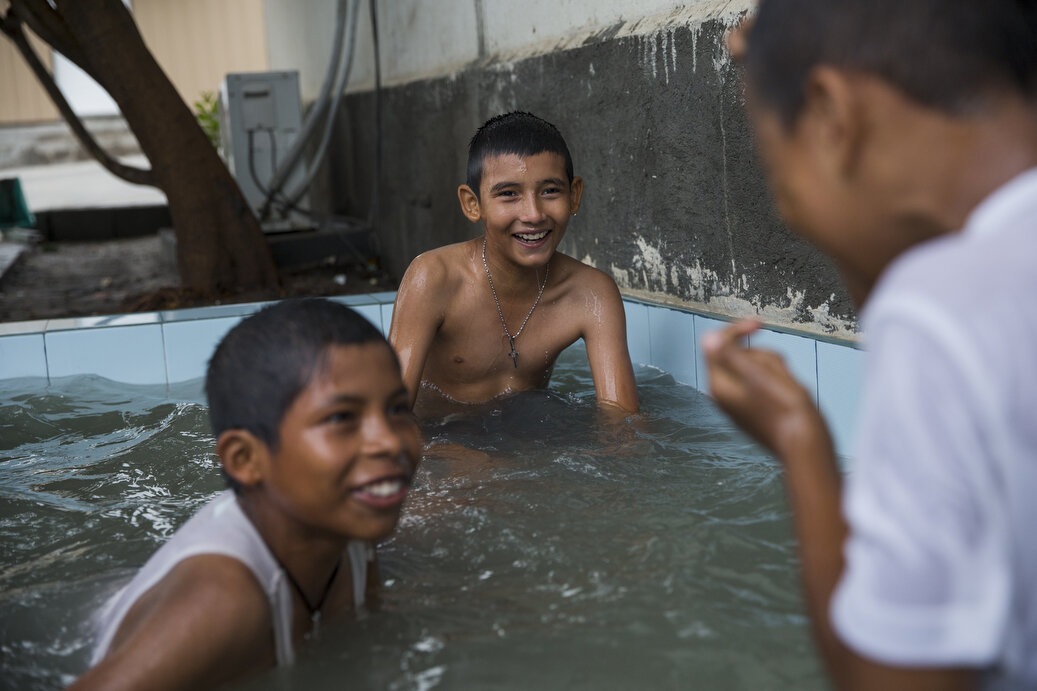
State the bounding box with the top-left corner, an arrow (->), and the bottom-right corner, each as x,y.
8,0 -> 87,72
0,11 -> 156,187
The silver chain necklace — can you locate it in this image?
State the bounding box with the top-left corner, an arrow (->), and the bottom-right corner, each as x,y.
482,237 -> 550,369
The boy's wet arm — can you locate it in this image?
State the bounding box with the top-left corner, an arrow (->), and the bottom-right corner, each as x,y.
389,256 -> 449,406
68,555 -> 273,691
582,276 -> 639,412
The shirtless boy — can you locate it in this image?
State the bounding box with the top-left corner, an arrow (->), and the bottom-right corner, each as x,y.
70,299 -> 421,690
705,1 -> 1037,688
389,111 -> 639,413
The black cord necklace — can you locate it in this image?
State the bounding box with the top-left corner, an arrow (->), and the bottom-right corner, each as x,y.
242,502 -> 343,630
274,552 -> 342,630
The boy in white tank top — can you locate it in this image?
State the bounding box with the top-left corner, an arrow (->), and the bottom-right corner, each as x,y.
70,299 -> 422,690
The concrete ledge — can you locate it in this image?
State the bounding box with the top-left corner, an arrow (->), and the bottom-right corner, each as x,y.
0,242 -> 29,284
35,205 -> 172,242
0,116 -> 141,169
266,224 -> 374,269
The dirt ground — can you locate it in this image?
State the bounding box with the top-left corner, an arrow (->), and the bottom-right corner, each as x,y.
0,235 -> 397,323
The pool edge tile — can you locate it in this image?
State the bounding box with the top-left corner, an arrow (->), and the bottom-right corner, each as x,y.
0,332 -> 48,380
817,341 -> 865,458
622,300 -> 651,367
748,328 -> 819,406
45,323 -> 167,385
162,316 -> 243,384
46,312 -> 161,332
647,305 -> 697,388
693,315 -> 731,394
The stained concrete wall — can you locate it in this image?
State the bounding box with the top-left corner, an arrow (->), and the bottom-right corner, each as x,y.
265,0 -> 857,338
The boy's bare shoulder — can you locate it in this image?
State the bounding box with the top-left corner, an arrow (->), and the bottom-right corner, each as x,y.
554,253 -> 623,296
401,240 -> 479,292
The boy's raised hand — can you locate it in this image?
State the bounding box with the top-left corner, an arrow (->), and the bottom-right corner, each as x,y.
702,319 -> 826,462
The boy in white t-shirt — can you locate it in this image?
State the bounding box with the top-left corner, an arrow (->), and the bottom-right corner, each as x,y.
705,1 -> 1037,688
70,299 -> 422,690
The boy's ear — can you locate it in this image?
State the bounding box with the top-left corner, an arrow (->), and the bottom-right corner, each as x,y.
216,429 -> 269,488
801,66 -> 865,179
569,176 -> 584,216
457,184 -> 482,222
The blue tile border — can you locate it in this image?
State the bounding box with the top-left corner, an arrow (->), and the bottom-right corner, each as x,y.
817,341 -> 865,458
162,316 -> 241,384
331,294 -> 380,307
749,328 -> 820,405
0,292 -> 401,388
159,301 -> 273,323
627,298 -> 863,460
692,315 -> 732,395
0,291 -> 866,461
0,333 -> 48,380
46,312 -> 161,332
623,301 -> 651,367
647,305 -> 697,388
45,323 -> 167,384
367,291 -> 399,304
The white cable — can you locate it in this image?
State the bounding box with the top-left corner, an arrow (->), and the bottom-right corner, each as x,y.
281,0 -> 360,207
261,0 -> 352,212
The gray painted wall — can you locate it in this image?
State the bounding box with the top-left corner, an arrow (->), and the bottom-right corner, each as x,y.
275,2 -> 858,338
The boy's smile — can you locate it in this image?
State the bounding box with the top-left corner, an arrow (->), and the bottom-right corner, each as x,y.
259,342 -> 422,543
463,151 -> 583,269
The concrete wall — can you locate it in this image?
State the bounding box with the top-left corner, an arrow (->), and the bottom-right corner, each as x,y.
265,0 -> 858,338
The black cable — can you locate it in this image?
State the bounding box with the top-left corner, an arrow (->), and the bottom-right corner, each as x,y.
248,125 -> 372,269
268,128 -> 278,191
247,128 -> 275,202
248,127 -> 324,219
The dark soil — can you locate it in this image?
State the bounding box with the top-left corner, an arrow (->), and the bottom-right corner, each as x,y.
0,235 -> 397,323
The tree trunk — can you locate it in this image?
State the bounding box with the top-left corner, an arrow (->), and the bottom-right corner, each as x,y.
11,0 -> 281,294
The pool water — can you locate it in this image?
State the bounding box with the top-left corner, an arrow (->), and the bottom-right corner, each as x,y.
0,346 -> 825,690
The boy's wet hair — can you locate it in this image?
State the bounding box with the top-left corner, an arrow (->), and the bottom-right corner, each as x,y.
746,0 -> 1037,127
466,111 -> 574,197
206,299 -> 394,489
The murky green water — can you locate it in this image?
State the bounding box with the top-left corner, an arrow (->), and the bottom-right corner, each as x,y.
0,346 -> 825,690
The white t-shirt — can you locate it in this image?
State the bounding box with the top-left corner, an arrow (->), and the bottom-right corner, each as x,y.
831,167 -> 1037,688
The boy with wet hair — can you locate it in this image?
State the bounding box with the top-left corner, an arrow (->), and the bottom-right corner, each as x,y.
705,0 -> 1037,688
72,299 -> 421,690
389,111 -> 639,413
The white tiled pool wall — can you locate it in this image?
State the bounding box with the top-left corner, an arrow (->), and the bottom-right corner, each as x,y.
0,292 -> 863,456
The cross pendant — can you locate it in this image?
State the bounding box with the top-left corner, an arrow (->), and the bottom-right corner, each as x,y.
508,337 -> 518,368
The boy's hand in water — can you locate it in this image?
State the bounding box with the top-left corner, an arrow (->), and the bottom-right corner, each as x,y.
702,319 -> 827,460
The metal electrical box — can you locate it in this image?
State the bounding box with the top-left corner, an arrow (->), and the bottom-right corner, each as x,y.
219,71 -> 311,232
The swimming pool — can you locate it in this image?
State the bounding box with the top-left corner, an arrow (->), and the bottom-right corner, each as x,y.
0,344 -> 826,690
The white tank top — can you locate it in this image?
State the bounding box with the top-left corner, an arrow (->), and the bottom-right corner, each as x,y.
91,490 -> 373,666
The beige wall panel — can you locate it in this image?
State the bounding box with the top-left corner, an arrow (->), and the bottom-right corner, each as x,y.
0,28 -> 60,125
133,0 -> 269,106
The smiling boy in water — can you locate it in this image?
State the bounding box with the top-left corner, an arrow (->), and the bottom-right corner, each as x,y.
70,299 -> 421,690
389,111 -> 639,414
